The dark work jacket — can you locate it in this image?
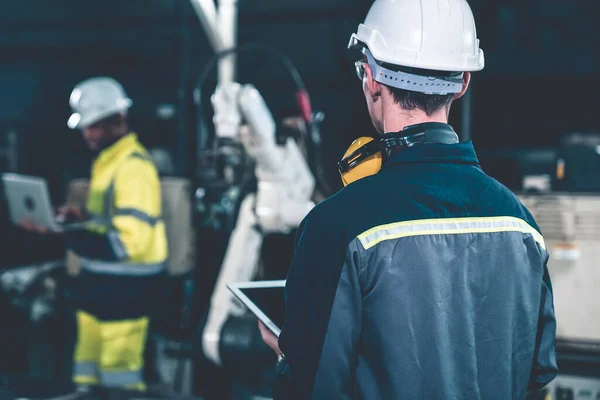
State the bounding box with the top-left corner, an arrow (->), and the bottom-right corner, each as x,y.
274,123 -> 558,400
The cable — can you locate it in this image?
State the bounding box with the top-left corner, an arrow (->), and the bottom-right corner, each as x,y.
193,42 -> 334,195
194,43 -> 313,150
196,43 -> 307,93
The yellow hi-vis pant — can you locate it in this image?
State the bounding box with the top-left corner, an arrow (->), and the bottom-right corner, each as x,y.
73,311 -> 148,390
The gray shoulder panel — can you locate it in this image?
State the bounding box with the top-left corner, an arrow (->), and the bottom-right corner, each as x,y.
355,230 -> 546,399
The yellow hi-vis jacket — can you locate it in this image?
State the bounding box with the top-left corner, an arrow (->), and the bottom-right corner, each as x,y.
67,133 -> 167,278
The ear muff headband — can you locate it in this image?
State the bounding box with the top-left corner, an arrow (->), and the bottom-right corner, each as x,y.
338,124 -> 459,186
338,139 -> 382,173
338,137 -> 383,187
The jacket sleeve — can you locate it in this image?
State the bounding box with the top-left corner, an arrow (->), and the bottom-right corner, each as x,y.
109,158 -> 161,262
274,206 -> 362,400
528,260 -> 558,391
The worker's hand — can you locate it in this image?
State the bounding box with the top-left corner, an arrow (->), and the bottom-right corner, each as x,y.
18,220 -> 49,234
57,205 -> 85,222
258,320 -> 282,356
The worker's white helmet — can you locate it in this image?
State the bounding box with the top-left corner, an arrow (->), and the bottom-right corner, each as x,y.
67,77 -> 132,129
349,0 -> 485,94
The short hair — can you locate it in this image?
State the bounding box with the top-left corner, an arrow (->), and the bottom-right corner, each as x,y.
387,88 -> 455,116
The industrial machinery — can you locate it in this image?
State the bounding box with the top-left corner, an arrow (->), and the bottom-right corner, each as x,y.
200,84 -> 316,366
518,193 -> 600,399
512,132 -> 600,399
188,0 -> 322,369
0,259 -> 73,388
519,194 -> 600,343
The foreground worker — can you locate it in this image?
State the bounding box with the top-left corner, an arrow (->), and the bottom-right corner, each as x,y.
65,77 -> 167,390
259,0 -> 557,398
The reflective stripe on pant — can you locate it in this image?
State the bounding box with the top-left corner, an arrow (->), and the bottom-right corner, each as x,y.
73,310 -> 148,389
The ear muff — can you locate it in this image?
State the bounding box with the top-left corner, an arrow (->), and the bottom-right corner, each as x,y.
338,137 -> 383,187
338,124 -> 460,187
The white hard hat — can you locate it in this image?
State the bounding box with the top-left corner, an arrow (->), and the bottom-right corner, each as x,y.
349,0 -> 485,86
67,77 -> 132,129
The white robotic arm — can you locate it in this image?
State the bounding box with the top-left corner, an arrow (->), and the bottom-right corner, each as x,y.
202,84 -> 315,365
191,0 -> 315,367
201,192 -> 264,365
238,85 -> 315,232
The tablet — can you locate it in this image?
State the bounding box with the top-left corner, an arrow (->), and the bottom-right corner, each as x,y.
227,280 -> 286,337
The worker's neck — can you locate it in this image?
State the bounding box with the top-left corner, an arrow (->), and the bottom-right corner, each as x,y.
96,131 -> 129,154
381,103 -> 449,135
110,130 -> 129,144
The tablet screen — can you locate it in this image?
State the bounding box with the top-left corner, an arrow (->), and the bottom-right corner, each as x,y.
239,286 -> 285,332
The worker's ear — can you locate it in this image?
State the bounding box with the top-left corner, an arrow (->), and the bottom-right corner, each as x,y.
454,72 -> 471,100
363,64 -> 382,101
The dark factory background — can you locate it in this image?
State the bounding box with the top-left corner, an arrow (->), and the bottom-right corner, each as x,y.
2,0 -> 599,190
0,1 -> 599,399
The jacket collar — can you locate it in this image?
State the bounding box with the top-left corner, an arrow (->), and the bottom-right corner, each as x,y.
382,123 -> 479,168
95,133 -> 138,167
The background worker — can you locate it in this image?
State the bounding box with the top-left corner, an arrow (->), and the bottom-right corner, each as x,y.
24,77 -> 168,390
259,0 -> 557,398
66,77 -> 167,390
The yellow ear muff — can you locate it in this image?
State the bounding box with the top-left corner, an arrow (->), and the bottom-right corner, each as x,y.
339,137 -> 383,187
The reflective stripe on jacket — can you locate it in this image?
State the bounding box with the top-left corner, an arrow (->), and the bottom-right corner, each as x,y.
274,123 -> 557,400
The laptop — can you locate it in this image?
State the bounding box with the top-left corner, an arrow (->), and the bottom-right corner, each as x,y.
227,280 -> 286,337
1,173 -> 88,232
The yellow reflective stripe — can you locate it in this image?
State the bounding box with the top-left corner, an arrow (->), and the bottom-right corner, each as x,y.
358,216 -> 546,250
